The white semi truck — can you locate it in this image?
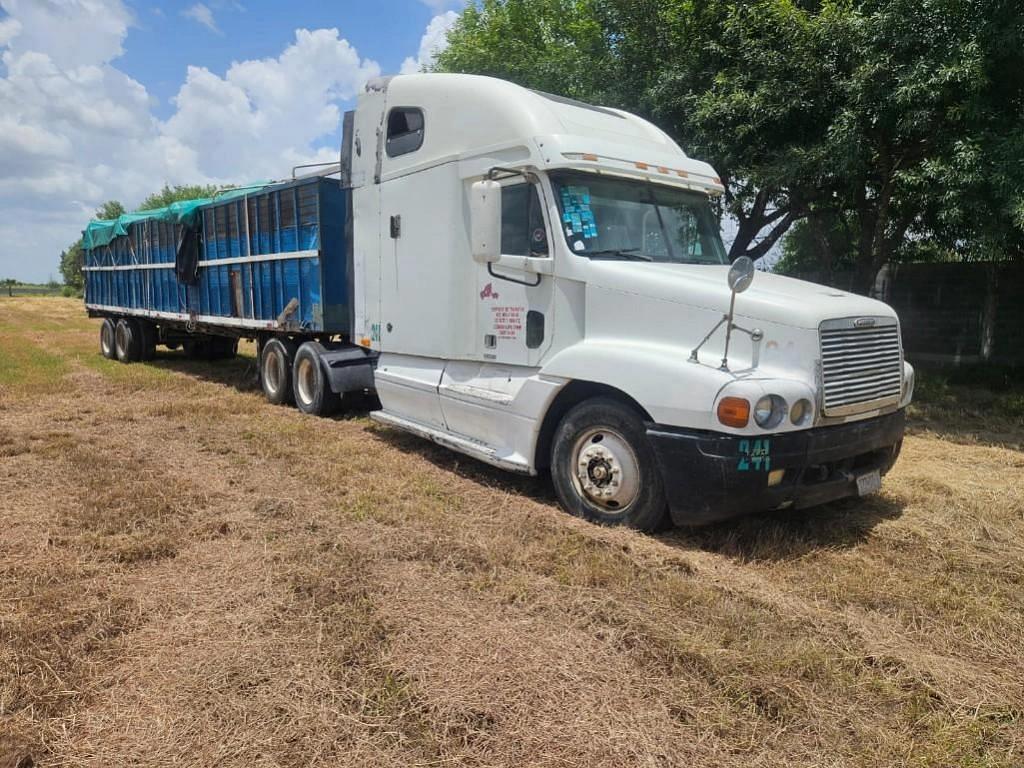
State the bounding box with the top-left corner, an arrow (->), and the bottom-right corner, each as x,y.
85,73 -> 912,530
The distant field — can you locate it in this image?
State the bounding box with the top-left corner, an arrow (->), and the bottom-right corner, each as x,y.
0,284 -> 67,297
1,297 -> 1022,767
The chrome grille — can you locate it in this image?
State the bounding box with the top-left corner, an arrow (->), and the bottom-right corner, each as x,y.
819,318 -> 903,416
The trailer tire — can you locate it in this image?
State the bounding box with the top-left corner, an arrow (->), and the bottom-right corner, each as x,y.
114,318 -> 143,364
138,321 -> 157,361
550,397 -> 668,532
100,318 -> 117,360
292,342 -> 340,417
183,338 -> 207,359
260,337 -> 297,405
207,337 -> 238,361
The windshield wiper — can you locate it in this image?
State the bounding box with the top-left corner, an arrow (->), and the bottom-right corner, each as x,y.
584,248 -> 653,262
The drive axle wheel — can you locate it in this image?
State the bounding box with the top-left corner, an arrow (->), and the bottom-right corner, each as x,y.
293,342 -> 340,417
260,337 -> 297,405
551,397 -> 668,532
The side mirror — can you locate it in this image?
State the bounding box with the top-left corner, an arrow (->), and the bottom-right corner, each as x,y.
470,179 -> 502,264
727,256 -> 755,293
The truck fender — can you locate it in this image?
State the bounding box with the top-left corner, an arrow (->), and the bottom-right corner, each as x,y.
317,346 -> 379,395
539,340 -> 733,432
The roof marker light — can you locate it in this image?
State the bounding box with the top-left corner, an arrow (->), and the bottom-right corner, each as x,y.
635,161 -> 649,170
582,153 -> 599,162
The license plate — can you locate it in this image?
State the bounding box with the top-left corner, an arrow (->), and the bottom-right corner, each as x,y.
856,470 -> 881,497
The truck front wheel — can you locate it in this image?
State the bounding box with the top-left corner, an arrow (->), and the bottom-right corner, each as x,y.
551,397 -> 668,532
260,337 -> 297,405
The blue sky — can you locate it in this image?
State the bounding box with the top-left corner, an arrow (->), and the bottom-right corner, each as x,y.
0,0 -> 463,282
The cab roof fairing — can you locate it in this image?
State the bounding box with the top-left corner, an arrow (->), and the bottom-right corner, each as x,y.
370,73 -> 723,194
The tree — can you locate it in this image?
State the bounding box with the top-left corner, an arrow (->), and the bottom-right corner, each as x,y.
2,278 -> 16,297
60,200 -> 125,290
435,0 -> 843,262
138,184 -> 225,211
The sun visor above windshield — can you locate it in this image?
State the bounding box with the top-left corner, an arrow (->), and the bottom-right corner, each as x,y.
534,135 -> 725,196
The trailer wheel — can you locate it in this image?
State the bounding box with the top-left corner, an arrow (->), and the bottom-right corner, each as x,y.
260,337 -> 297,405
207,337 -> 238,361
292,342 -> 340,417
100,318 -> 117,360
114,318 -> 143,364
138,321 -> 157,361
550,397 -> 668,532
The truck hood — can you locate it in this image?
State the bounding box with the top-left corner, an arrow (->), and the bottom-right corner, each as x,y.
586,261 -> 894,329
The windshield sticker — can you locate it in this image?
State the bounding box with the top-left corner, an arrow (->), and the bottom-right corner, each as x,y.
561,186 -> 598,239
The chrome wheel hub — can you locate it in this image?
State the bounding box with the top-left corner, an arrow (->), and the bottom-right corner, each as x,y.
571,427 -> 640,512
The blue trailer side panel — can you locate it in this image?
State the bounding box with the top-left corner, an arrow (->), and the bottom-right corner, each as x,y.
84,178 -> 352,335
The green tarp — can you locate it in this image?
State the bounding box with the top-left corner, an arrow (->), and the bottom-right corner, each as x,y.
81,184 -> 271,250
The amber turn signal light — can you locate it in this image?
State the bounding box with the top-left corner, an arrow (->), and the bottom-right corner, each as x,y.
717,397 -> 750,428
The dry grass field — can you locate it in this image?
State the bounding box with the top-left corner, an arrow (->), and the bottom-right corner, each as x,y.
1,296 -> 1022,767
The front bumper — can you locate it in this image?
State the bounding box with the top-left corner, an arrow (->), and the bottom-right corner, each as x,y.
646,410 -> 905,526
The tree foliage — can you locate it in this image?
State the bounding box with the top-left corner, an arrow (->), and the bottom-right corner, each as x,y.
436,0 -> 1024,291
138,184 -> 225,211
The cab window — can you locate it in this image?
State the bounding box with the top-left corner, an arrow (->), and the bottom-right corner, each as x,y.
501,184 -> 548,257
386,107 -> 424,158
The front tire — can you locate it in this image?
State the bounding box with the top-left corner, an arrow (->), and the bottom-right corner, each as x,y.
292,342 -> 340,416
550,397 -> 668,532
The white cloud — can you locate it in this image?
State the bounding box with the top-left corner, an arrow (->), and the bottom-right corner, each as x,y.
0,15 -> 20,46
0,1 -> 382,282
164,28 -> 380,179
401,11 -> 459,74
182,3 -> 219,34
1,0 -> 132,69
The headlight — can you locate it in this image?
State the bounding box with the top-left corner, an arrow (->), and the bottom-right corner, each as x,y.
790,398 -> 813,426
753,395 -> 787,429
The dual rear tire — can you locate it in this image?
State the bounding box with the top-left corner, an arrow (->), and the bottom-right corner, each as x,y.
259,338 -> 340,416
113,318 -> 146,363
102,317 -> 233,364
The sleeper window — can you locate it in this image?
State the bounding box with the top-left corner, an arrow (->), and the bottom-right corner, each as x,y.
386,107 -> 425,158
501,184 -> 549,257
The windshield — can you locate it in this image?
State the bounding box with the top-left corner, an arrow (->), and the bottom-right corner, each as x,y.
550,171 -> 727,264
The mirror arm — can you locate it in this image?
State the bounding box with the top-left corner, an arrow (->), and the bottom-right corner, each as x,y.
720,291 -> 738,370
689,314 -> 729,364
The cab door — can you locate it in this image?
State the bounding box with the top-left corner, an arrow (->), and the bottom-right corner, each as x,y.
475,179 -> 555,366
439,179 -> 556,447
